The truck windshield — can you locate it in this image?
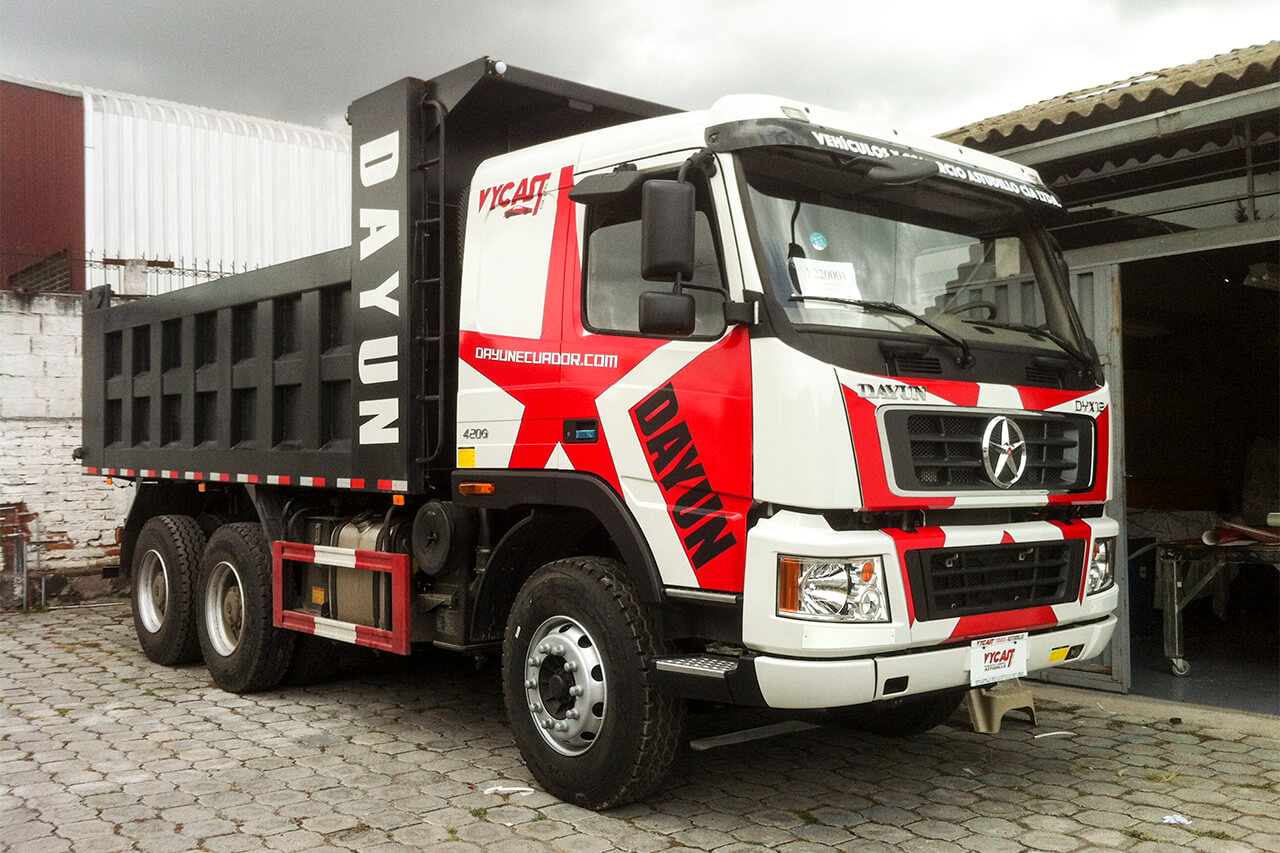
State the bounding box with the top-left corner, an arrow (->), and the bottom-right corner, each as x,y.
738,149 -> 1088,367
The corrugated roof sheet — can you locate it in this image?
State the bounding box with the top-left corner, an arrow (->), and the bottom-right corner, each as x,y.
941,41 -> 1280,151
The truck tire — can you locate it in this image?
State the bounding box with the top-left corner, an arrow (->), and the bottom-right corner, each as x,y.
503,557 -> 682,809
828,688 -> 966,737
131,515 -> 205,666
196,522 -> 295,693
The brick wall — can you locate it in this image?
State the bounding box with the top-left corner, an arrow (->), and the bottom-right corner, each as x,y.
8,249 -> 73,294
1,291 -> 132,602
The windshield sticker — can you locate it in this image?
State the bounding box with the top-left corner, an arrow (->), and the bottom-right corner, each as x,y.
807,130 -> 1061,208
708,119 -> 1064,210
793,258 -> 859,300
809,231 -> 829,251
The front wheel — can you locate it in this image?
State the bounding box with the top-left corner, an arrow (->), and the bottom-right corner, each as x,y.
196,523 -> 295,693
502,557 -> 682,809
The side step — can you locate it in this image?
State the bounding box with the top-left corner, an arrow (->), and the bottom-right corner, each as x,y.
651,653 -> 764,705
654,654 -> 740,677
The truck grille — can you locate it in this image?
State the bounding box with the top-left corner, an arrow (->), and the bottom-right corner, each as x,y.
884,410 -> 1093,492
905,540 -> 1084,620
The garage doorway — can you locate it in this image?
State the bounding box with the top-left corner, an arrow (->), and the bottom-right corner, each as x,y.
1120,242 -> 1279,714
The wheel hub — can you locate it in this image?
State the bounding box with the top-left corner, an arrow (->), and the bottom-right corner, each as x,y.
204,560 -> 244,657
136,550 -> 169,633
521,615 -> 606,756
149,571 -> 167,610
222,587 -> 242,633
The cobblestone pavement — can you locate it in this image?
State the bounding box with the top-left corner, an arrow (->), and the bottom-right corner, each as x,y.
2,605 -> 1278,853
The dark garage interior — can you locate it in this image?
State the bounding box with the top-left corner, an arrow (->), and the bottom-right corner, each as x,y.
946,41 -> 1279,711
1121,244 -> 1279,713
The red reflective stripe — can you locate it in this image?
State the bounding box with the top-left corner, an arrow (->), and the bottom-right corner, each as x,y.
279,610 -> 317,635
354,625 -> 397,653
272,541 -> 409,655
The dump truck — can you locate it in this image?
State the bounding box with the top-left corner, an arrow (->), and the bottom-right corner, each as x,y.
81,58 -> 1119,808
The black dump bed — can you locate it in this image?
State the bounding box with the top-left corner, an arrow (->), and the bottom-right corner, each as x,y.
81,58 -> 673,495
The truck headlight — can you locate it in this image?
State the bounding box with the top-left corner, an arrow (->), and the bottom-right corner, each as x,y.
777,556 -> 890,622
1085,538 -> 1115,595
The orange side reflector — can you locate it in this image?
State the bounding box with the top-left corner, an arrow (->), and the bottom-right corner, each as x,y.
778,558 -> 801,613
861,561 -> 877,583
392,494 -> 406,506
198,482 -> 207,492
458,482 -> 496,496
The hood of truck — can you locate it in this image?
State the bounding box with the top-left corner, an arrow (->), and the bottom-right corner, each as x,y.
751,338 -> 1111,511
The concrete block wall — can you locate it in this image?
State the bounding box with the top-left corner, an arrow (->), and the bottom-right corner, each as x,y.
0,291 -> 133,598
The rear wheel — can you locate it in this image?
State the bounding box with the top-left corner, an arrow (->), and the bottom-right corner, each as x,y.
196,523 -> 295,693
503,557 -> 682,809
131,515 -> 205,665
828,688 -> 966,737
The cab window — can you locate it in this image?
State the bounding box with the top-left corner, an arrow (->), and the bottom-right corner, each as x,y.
583,175 -> 727,338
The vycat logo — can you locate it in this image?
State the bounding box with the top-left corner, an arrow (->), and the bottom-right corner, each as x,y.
632,383 -> 737,570
983,648 -> 1016,666
478,172 -> 553,218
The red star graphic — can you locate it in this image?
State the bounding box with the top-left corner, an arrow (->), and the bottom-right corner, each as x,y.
458,165 -> 665,492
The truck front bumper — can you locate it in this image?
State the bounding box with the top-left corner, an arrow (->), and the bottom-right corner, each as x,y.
653,613 -> 1117,708
752,613 -> 1116,708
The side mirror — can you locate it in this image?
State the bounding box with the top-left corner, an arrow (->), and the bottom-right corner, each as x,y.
638,290 -> 696,337
641,180 -> 695,282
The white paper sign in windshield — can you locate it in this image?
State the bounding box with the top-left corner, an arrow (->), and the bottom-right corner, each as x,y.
793,258 -> 860,301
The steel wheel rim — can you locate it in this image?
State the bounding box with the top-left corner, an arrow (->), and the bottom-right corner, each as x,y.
521,615 -> 607,756
204,560 -> 244,657
135,549 -> 169,634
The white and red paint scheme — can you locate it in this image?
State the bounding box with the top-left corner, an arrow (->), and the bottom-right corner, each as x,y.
85,62 -> 1117,807
452,98 -> 1117,707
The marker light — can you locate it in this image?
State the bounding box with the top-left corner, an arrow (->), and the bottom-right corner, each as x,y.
777,556 -> 890,622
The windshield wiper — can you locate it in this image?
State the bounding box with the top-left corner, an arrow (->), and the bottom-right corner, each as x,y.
789,295 -> 975,367
972,319 -> 1095,372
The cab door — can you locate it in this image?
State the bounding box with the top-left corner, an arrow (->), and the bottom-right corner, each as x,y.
555,156 -> 754,592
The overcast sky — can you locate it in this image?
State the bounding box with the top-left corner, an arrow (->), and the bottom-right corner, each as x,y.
1,1 -> 1275,137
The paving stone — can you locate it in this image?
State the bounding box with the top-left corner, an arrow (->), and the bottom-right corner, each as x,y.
4,605 -> 1280,853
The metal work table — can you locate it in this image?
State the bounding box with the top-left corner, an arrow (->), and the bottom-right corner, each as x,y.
1156,540 -> 1280,676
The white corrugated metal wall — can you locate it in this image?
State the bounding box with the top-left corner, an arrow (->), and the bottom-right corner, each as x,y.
81,88 -> 350,294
